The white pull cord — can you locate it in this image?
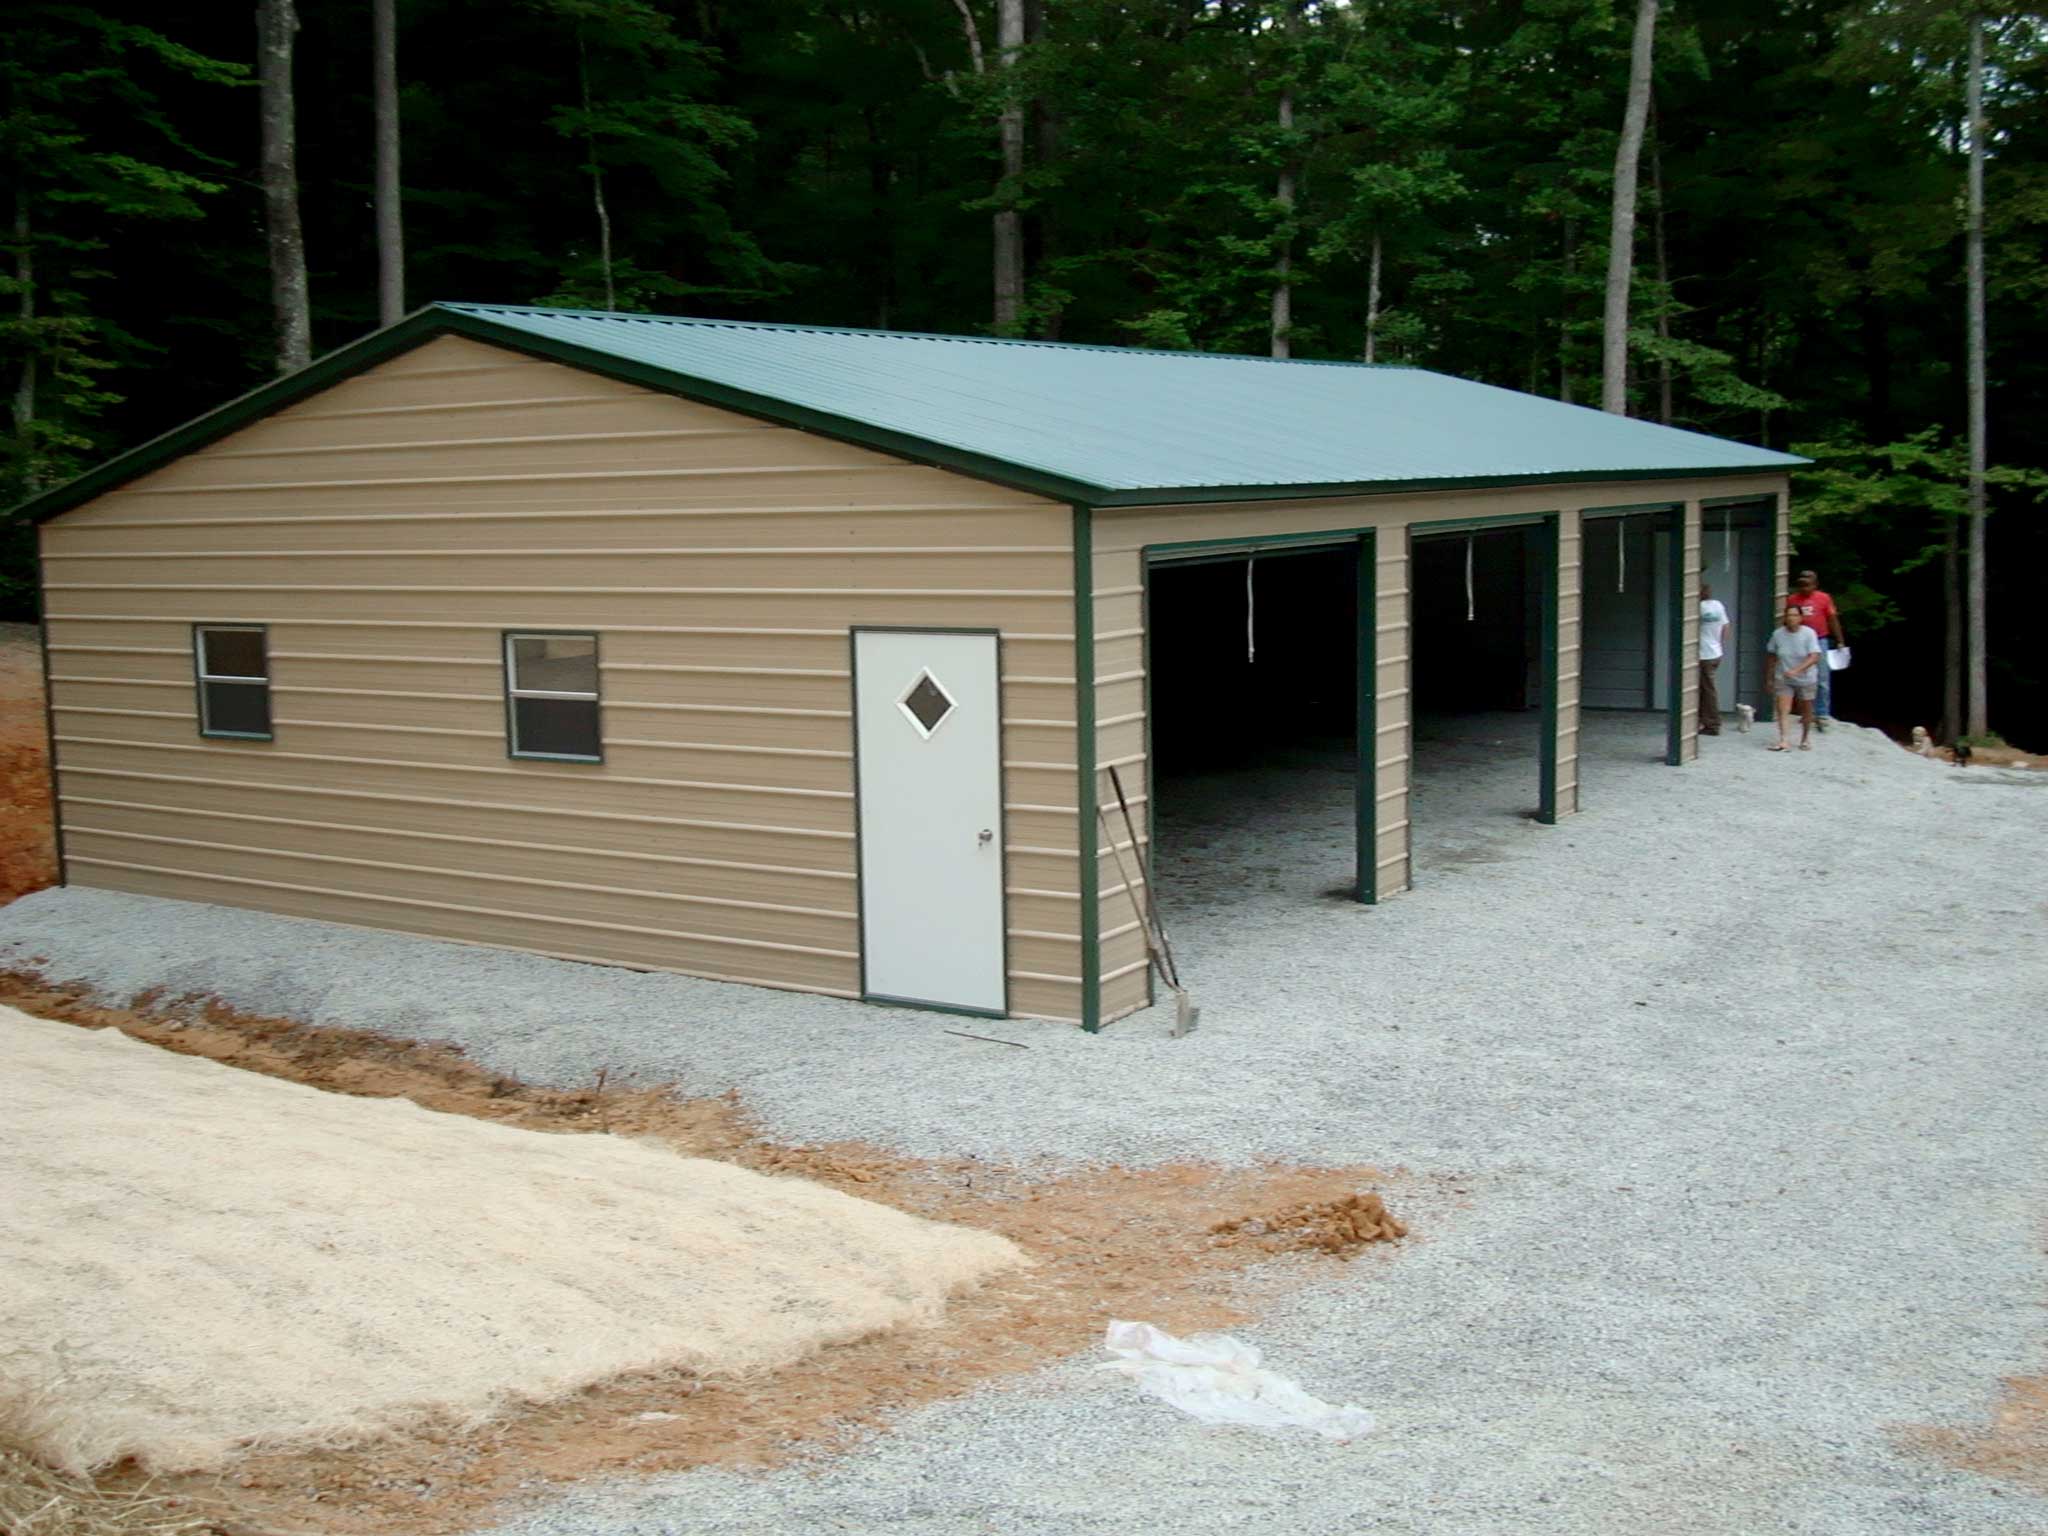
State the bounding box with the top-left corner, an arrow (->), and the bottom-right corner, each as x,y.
1616,518 -> 1627,594
1465,536 -> 1475,621
1246,554 -> 1256,664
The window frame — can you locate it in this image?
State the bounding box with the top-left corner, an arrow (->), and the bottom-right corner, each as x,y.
191,623 -> 274,741
502,629 -> 604,764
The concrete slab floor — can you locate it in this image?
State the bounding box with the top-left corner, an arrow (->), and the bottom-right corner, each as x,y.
1150,710 -> 1674,939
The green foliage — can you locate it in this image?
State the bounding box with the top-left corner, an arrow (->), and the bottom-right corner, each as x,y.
1,0 -> 2045,733
1791,429 -> 2047,634
525,0 -> 780,309
0,4 -> 241,509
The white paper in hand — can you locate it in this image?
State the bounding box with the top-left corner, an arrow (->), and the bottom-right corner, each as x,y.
1098,1320 -> 1375,1442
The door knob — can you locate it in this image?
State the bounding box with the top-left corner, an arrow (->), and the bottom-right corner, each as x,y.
978,828 -> 994,844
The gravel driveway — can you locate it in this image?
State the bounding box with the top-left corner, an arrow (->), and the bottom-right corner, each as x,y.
3,716 -> 2045,1535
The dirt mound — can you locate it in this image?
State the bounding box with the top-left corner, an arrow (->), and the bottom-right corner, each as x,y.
5,1004 -> 1026,1476
1211,1191 -> 1407,1257
0,974 -> 1418,1536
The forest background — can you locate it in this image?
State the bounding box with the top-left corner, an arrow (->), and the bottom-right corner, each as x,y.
6,0 -> 2044,743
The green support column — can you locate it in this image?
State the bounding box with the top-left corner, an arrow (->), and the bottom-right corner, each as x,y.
1537,514 -> 1562,824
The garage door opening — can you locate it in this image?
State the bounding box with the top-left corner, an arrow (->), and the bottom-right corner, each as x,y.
1144,543 -> 1361,928
1578,508 -> 1690,779
1408,524 -> 1547,874
1698,500 -> 1775,720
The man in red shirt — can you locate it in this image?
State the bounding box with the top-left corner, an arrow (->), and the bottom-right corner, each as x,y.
1785,570 -> 1847,726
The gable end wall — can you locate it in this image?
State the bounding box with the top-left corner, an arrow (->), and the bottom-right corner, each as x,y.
40,335 -> 1084,1021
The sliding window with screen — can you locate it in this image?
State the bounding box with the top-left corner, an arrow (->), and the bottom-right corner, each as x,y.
503,631 -> 602,762
193,624 -> 272,740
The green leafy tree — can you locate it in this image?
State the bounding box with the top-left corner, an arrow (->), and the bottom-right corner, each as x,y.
1,0 -> 2046,738
1797,429 -> 2046,736
1304,0 -> 1468,362
529,0 -> 774,311
1,4 -> 241,505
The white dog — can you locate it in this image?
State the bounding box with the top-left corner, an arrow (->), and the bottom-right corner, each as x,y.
1735,703 -> 1755,734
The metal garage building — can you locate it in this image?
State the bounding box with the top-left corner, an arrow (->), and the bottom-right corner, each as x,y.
18,304 -> 1801,1029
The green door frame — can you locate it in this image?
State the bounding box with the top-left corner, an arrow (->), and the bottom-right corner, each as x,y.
1406,510 -> 1563,829
1534,516 -> 1562,822
1074,504 -> 1100,1031
1138,525 -> 1380,912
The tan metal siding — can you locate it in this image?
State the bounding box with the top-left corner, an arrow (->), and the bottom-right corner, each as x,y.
1775,489 -> 1792,600
42,335 -> 1083,1021
1374,535 -> 1413,895
1678,501 -> 1704,762
1087,572 -> 1150,1023
1555,511 -> 1583,817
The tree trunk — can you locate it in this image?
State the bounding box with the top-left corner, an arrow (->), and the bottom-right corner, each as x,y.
1270,80 -> 1294,359
372,0 -> 404,326
1601,0 -> 1658,415
11,191 -> 32,443
1269,2 -> 1305,360
577,32 -> 615,311
1026,0 -> 1060,339
1649,102 -> 1673,425
257,0 -> 311,374
1559,217 -> 1575,402
1964,9 -> 1988,737
1363,227 -> 1382,363
993,0 -> 1026,332
1943,514 -> 1963,744
1860,296 -> 1893,442
865,105 -> 895,329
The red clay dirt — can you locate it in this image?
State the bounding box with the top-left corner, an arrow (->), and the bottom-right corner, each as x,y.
0,626 -> 58,905
1903,1360 -> 2048,1495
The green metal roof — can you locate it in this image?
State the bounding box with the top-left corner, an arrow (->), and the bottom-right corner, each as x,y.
448,304 -> 1804,489
15,303 -> 1802,523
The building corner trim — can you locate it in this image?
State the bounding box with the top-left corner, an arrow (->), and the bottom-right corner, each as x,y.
1073,504 -> 1102,1033
1538,513 -> 1562,824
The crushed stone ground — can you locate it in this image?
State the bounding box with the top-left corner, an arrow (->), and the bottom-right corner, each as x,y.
4,712 -> 2046,1535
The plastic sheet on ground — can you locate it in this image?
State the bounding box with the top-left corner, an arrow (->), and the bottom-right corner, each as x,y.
1098,1320 -> 1375,1442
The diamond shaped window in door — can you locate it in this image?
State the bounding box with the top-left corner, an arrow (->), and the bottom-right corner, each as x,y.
898,670 -> 956,737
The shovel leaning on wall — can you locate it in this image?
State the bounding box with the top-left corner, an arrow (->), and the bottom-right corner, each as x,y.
1097,765 -> 1199,1037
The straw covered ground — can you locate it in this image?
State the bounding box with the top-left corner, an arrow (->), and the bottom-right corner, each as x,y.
0,1003 -> 1023,1477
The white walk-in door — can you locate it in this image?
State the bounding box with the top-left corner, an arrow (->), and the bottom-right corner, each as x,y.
853,629 -> 1006,1013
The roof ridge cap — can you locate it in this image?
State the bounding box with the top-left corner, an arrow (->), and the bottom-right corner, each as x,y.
434,302 -> 1416,369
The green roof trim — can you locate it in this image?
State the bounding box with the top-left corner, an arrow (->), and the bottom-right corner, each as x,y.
10,302 -> 1805,525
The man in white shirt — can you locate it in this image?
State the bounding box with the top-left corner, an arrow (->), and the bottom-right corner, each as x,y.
1697,583 -> 1730,737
